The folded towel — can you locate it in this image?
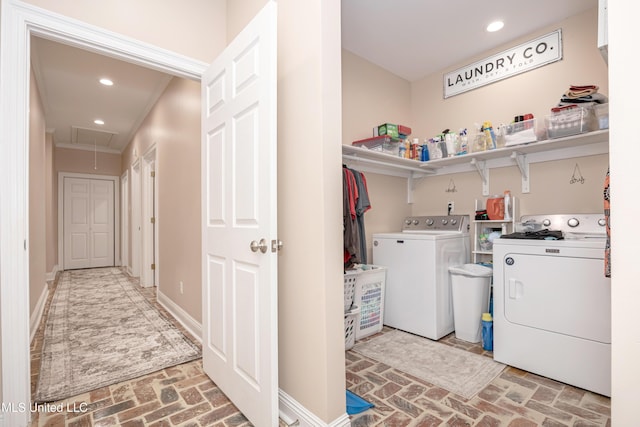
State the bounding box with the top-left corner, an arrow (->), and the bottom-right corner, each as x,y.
564,84 -> 599,98
561,92 -> 608,104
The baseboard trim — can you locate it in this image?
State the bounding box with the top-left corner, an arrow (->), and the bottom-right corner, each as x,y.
45,264 -> 59,282
30,284 -> 49,343
279,389 -> 350,427
156,290 -> 202,343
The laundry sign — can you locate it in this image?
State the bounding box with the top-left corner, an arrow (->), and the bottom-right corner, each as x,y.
443,29 -> 562,98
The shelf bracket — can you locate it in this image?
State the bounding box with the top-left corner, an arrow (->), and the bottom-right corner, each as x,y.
471,158 -> 489,196
511,152 -> 530,193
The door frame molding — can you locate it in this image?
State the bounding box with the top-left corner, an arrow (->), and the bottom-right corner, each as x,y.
131,159 -> 142,278
140,144 -> 158,287
121,170 -> 130,274
57,172 -> 121,270
0,1 -> 207,424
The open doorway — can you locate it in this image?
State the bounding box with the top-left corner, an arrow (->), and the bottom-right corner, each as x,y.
0,8 -> 208,425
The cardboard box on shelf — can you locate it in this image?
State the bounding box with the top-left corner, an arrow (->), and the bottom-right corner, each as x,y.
377,123 -> 399,138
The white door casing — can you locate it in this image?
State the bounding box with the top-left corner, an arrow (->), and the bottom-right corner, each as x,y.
131,159 -> 142,278
121,170 -> 129,272
201,2 -> 278,426
141,146 -> 157,287
60,174 -> 117,270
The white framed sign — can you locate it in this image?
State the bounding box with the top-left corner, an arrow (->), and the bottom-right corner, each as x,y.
444,29 -> 563,98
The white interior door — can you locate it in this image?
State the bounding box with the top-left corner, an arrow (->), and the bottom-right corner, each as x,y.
201,2 -> 278,425
64,176 -> 115,269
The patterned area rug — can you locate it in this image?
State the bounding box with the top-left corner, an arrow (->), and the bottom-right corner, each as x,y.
35,267 -> 201,402
352,329 -> 505,399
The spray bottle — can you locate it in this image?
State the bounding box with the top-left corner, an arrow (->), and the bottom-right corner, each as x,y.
482,121 -> 497,149
504,190 -> 512,221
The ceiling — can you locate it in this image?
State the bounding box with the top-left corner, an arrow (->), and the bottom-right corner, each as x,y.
341,0 -> 598,82
31,1 -> 597,154
31,36 -> 172,154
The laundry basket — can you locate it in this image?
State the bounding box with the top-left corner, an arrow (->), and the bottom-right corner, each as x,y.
344,271 -> 357,312
353,265 -> 387,340
344,306 -> 360,350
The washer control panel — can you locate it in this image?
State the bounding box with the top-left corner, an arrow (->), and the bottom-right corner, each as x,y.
402,215 -> 469,232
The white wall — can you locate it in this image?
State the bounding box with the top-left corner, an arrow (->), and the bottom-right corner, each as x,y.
608,1 -> 640,423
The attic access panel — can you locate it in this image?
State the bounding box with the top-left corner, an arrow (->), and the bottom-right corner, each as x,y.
71,126 -> 118,148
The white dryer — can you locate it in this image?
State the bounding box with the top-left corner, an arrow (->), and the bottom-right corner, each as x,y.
372,215 -> 470,340
493,214 -> 611,396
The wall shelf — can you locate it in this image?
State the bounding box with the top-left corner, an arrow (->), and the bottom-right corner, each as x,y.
473,197 -> 518,264
342,129 -> 609,201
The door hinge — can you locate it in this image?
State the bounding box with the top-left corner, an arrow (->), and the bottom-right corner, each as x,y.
150,171 -> 155,178
151,263 -> 156,270
150,217 -> 155,224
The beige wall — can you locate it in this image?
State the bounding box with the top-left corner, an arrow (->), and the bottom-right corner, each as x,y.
228,0 -> 346,421
341,50 -> 414,261
29,69 -> 47,323
411,7 -> 608,221
121,77 -> 203,323
54,147 -> 122,177
342,49 -> 412,145
609,0 -> 640,419
411,8 -> 607,139
23,0 -> 226,65
343,7 -> 609,262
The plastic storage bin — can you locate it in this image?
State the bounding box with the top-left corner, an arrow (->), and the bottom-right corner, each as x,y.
545,107 -> 593,139
594,103 -> 609,129
504,118 -> 538,147
352,135 -> 401,156
449,264 -> 493,343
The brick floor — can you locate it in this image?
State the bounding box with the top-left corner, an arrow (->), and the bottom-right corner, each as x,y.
347,327 -> 611,426
30,270 -> 611,426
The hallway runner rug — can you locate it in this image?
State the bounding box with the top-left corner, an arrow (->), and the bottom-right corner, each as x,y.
351,329 -> 505,399
35,267 -> 201,402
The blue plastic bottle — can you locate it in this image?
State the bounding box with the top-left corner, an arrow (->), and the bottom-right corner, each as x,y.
481,312 -> 493,351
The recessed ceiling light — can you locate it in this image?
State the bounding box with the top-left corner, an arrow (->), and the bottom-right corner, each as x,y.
99,78 -> 113,86
94,119 -> 105,125
486,21 -> 504,32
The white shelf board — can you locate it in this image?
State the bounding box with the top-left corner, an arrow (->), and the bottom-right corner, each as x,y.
342,145 -> 434,178
418,129 -> 609,176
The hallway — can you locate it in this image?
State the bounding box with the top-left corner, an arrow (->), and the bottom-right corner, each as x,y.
30,270 -> 251,427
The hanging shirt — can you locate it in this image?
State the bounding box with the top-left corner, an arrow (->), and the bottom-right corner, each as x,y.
604,168 -> 611,278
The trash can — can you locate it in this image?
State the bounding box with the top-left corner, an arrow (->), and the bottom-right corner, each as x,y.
449,264 -> 493,343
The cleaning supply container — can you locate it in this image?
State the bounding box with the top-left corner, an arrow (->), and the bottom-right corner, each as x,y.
482,312 -> 494,351
448,264 -> 493,343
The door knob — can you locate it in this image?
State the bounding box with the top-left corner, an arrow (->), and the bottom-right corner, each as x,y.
250,238 -> 268,253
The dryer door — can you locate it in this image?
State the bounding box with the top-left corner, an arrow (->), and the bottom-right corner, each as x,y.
501,252 -> 611,344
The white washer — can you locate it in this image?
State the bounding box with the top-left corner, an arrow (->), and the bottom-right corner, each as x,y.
372,215 -> 470,340
493,214 -> 611,396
